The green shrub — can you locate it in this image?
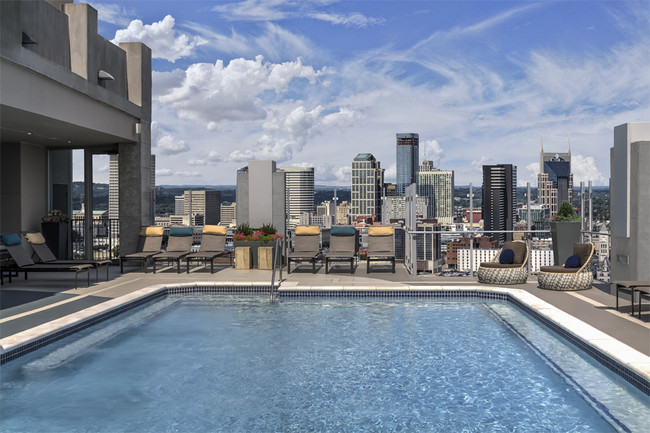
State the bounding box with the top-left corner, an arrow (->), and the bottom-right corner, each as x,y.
260,223 -> 277,236
554,201 -> 581,222
236,223 -> 254,236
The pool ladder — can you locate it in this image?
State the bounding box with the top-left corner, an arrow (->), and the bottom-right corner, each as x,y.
270,237 -> 282,302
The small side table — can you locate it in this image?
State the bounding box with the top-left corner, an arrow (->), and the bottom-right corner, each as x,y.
235,247 -> 251,270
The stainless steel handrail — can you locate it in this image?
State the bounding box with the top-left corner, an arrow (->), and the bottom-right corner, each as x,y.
270,237 -> 281,302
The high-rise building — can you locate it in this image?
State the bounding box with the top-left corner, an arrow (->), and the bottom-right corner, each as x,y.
538,143 -> 573,218
396,133 -> 419,196
220,202 -> 236,226
482,164 -> 517,244
174,195 -> 185,216
610,122 -> 650,282
279,167 -> 314,228
184,190 -> 221,226
351,153 -> 384,221
382,196 -> 428,222
337,201 -> 351,225
417,160 -> 454,224
236,160 -> 286,235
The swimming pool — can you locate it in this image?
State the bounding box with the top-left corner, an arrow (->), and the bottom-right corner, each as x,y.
1,294 -> 648,432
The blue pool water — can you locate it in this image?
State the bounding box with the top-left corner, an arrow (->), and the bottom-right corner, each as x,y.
1,295 -> 648,432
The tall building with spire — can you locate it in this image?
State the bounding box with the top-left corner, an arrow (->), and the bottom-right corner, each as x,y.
351,153 -> 384,221
396,133 -> 419,196
538,140 -> 573,218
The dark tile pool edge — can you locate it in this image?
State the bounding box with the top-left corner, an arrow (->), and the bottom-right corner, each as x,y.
1,284 -> 648,396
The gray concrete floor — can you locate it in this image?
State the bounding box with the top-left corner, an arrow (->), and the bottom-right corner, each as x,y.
1,260 -> 648,355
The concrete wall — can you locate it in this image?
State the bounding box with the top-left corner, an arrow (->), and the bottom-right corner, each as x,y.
610,122 -> 650,282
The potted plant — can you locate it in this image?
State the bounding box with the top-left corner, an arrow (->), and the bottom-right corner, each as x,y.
233,223 -> 284,268
41,209 -> 70,259
550,201 -> 582,266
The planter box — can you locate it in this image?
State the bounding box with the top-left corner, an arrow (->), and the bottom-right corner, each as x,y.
258,246 -> 283,270
550,221 -> 581,266
41,222 -> 68,260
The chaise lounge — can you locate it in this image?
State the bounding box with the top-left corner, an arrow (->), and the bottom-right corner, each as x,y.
152,226 -> 194,273
324,226 -> 358,273
366,226 -> 395,273
288,226 -> 321,274
477,240 -> 529,285
120,226 -> 164,273
186,225 -> 232,273
1,233 -> 92,289
25,232 -> 111,281
538,242 -> 594,291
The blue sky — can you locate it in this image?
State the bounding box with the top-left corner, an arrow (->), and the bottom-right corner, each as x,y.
80,0 -> 650,186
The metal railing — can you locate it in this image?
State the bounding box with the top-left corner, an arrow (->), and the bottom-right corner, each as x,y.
71,217 -> 120,261
270,237 -> 282,302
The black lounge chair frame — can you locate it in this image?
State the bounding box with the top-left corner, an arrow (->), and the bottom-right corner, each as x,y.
29,240 -> 110,281
186,232 -> 232,273
1,241 -> 91,289
120,232 -> 163,273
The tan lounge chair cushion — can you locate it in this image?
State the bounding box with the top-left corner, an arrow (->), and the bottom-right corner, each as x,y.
295,226 -> 320,236
139,226 -> 164,237
203,225 -> 228,235
25,232 -> 47,244
368,226 -> 394,236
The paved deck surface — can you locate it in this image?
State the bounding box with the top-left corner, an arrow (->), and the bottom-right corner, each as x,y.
1,261 -> 648,356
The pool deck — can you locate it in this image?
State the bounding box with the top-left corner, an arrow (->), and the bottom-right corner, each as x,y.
1,261 -> 649,373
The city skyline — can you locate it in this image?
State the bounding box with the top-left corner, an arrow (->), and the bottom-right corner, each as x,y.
74,0 -> 649,187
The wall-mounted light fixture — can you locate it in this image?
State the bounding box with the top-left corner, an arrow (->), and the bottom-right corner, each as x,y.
135,122 -> 142,134
22,32 -> 38,45
98,70 -> 115,81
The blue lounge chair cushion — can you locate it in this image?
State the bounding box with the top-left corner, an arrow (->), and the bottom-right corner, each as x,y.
499,249 -> 514,264
331,226 -> 356,236
169,227 -> 194,237
1,233 -> 22,246
565,255 -> 580,268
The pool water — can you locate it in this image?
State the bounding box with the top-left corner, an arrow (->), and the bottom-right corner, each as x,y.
1,296 -> 648,432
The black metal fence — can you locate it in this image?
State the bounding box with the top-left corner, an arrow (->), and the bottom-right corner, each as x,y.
71,218 -> 120,261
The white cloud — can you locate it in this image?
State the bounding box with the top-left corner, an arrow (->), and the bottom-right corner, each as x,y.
213,0 -> 290,21
471,157 -> 492,172
88,2 -> 134,27
384,162 -> 396,183
518,162 -> 539,187
310,12 -> 384,28
176,171 -> 201,178
112,15 -> 207,62
572,154 -> 607,185
156,168 -> 173,177
157,135 -> 190,155
228,105 -> 356,162
188,159 -> 208,166
156,56 -> 327,124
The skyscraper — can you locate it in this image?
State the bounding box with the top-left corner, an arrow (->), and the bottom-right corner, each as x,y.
482,164 -> 517,244
396,133 -> 419,196
184,190 -> 221,226
417,160 -> 454,224
538,142 -> 573,218
108,154 -> 119,219
279,167 -> 315,228
351,153 -> 384,221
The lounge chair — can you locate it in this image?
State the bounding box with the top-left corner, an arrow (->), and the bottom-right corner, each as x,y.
288,226 -> 321,274
366,226 -> 395,273
120,226 -> 164,273
613,281 -> 650,317
152,226 -> 194,273
538,242 -> 594,291
324,226 -> 358,273
1,233 -> 91,289
25,232 -> 111,281
477,240 -> 529,285
186,225 -> 232,273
